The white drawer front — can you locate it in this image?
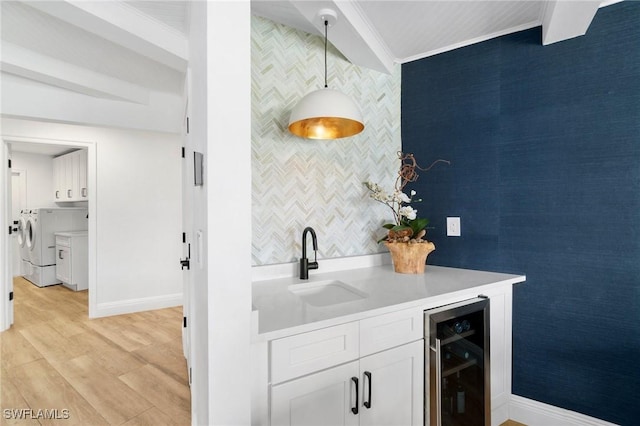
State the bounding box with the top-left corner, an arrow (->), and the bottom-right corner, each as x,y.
56,236 -> 71,247
360,308 -> 423,356
271,322 -> 359,384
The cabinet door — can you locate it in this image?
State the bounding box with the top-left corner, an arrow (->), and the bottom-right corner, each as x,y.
271,361 -> 359,426
358,340 -> 424,426
53,156 -> 65,201
77,150 -> 88,200
69,151 -> 81,200
56,246 -> 71,283
62,153 -> 74,200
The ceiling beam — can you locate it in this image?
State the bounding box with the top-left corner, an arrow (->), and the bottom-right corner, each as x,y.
291,1 -> 395,74
25,0 -> 188,72
542,0 -> 601,45
1,42 -> 150,104
2,73 -> 183,134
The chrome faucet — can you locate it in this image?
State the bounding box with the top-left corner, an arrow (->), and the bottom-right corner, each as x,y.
300,227 -> 318,279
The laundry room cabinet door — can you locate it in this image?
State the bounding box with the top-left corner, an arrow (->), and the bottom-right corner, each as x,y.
53,156 -> 65,201
53,150 -> 88,202
56,246 -> 71,284
77,150 -> 88,200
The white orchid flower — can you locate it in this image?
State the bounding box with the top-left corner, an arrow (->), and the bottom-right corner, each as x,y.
399,206 -> 417,220
397,192 -> 411,203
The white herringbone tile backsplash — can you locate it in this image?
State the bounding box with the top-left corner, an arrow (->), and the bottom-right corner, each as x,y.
251,16 -> 402,265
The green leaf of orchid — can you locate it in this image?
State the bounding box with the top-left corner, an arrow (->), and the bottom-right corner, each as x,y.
390,225 -> 411,232
409,218 -> 429,235
377,235 -> 389,243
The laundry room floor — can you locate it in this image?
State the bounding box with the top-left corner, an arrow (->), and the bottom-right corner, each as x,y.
0,277 -> 190,425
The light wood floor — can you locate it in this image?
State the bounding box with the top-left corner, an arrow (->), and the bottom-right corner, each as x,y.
0,277 -> 190,425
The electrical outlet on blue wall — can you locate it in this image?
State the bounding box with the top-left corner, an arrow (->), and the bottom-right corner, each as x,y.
446,217 -> 461,236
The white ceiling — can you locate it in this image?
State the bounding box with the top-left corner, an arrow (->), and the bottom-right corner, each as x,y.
252,0 -> 617,73
1,0 -> 619,140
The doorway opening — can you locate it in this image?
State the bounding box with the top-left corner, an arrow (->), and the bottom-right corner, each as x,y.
1,136 -> 97,331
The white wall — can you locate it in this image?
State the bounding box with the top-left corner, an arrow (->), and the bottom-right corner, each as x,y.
188,1 -> 252,424
251,16 -> 402,266
2,117 -> 182,315
11,151 -> 58,210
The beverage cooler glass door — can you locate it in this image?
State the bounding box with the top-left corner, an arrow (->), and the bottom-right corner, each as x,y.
426,297 -> 490,426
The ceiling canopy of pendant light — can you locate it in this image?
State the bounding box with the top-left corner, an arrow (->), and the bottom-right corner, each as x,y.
288,9 -> 365,140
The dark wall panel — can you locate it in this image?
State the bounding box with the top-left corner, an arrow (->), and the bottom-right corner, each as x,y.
401,3 -> 640,424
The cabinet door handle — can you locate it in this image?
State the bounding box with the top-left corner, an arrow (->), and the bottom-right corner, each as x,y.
351,376 -> 359,415
81,188 -> 87,197
55,190 -> 60,199
67,189 -> 72,198
364,371 -> 372,409
58,250 -> 64,260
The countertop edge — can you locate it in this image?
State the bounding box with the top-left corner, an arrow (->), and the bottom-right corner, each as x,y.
251,273 -> 525,342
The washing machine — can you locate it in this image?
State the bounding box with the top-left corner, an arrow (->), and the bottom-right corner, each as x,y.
24,208 -> 88,287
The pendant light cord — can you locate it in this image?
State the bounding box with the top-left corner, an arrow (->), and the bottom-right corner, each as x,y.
324,20 -> 328,88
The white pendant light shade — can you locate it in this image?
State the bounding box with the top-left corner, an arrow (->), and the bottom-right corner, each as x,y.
288,8 -> 365,140
288,88 -> 365,140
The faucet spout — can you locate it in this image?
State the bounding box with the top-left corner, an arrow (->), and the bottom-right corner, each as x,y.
300,227 -> 319,279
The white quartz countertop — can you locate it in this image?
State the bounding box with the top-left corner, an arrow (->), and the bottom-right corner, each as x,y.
252,264 -> 525,341
54,231 -> 88,237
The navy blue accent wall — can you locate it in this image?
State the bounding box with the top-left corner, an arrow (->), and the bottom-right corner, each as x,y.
401,3 -> 640,424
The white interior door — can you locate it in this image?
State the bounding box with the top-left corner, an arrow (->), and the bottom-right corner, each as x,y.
181,71 -> 194,385
1,143 -> 15,330
11,169 -> 26,276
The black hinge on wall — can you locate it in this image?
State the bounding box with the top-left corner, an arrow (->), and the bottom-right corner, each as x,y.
183,316 -> 187,328
9,292 -> 13,301
181,147 -> 186,158
186,117 -> 190,134
8,226 -> 12,235
8,159 -> 12,168
182,232 -> 186,243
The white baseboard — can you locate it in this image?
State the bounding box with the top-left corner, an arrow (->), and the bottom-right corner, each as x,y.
93,293 -> 182,318
510,394 -> 619,426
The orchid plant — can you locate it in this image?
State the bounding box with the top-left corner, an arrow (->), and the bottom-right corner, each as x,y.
364,152 -> 450,243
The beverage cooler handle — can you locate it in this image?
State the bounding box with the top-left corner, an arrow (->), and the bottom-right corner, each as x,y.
432,338 -> 443,426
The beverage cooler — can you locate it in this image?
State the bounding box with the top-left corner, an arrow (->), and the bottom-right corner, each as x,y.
425,297 -> 490,426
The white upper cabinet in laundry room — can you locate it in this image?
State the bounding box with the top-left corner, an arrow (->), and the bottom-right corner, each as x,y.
53,149 -> 88,202
76,149 -> 88,200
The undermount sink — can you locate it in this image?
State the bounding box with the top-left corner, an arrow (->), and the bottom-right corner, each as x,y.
288,280 -> 367,307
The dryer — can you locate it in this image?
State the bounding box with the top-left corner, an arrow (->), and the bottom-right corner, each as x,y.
16,209 -> 31,276
24,208 -> 88,287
